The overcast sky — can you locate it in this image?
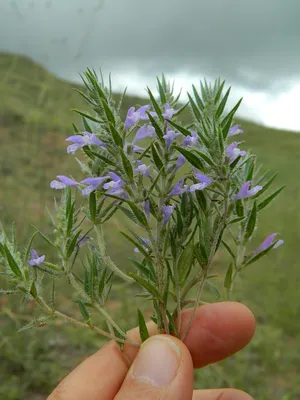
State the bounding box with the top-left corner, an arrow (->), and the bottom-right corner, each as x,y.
1,0 -> 300,130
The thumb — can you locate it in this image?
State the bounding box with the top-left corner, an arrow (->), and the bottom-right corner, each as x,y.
115,335 -> 194,400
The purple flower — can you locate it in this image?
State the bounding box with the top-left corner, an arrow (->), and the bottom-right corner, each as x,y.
28,250 -> 45,266
169,179 -> 188,197
228,124 -> 243,136
142,200 -> 150,219
133,124 -> 156,143
134,237 -> 151,253
77,234 -> 90,247
235,181 -> 263,200
65,131 -> 105,154
50,175 -> 79,190
162,103 -> 177,119
190,171 -> 213,192
124,105 -> 150,130
182,131 -> 198,147
226,142 -> 246,163
163,130 -> 180,149
81,176 -> 109,196
124,142 -> 144,153
103,172 -> 125,196
162,204 -> 175,224
254,233 -> 284,253
134,161 -> 151,177
174,154 -> 186,171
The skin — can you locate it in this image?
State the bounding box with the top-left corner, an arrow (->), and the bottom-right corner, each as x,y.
48,302 -> 256,400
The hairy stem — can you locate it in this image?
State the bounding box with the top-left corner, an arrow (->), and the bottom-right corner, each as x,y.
35,296 -> 139,346
94,223 -> 133,282
68,272 -> 127,339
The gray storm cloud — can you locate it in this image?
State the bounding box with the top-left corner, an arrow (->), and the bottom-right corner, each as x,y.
1,0 -> 300,90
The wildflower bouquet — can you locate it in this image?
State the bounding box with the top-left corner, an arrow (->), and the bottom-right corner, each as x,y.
0,72 -> 284,346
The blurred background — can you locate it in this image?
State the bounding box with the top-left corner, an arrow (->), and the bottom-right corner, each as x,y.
0,1 -> 300,399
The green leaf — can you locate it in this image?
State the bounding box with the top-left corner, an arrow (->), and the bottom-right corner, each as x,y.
129,258 -> 155,281
29,280 -> 38,298
0,289 -> 18,295
151,144 -> 164,170
245,157 -> 255,181
67,230 -> 82,258
221,98 -> 243,138
235,199 -> 244,217
216,87 -> 231,118
244,244 -> 276,267
71,109 -> 102,123
77,300 -> 91,324
24,231 -> 38,264
3,244 -> 23,279
156,77 -> 167,104
177,244 -> 194,284
193,149 -> 216,167
66,201 -> 75,236
120,232 -> 150,259
222,241 -> 236,259
120,150 -> 133,181
217,125 -> 224,153
98,267 -> 107,297
109,123 -> 123,147
147,88 -> 163,122
224,263 -> 233,289
195,190 -> 207,213
167,120 -> 191,136
175,147 -> 204,170
137,309 -> 150,342
18,317 -> 52,332
228,216 -> 245,225
187,93 -> 202,121
128,272 -> 162,300
89,192 -> 97,222
194,242 -> 208,264
91,151 -> 116,166
257,186 -> 285,211
205,279 -> 222,300
148,167 -> 164,195
100,98 -> 116,125
127,202 -> 148,227
192,84 -> 205,111
147,112 -> 164,140
230,155 -> 242,171
244,201 -> 257,241
176,205 -> 183,235
214,80 -> 226,105
82,116 -> 93,132
254,173 -> 278,198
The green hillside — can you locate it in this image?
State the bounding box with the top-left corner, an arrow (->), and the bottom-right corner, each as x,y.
1,52 -> 300,399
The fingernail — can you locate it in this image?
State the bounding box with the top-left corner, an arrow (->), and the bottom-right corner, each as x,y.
131,336 -> 181,387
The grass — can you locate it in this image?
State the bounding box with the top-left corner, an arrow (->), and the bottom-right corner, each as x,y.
1,52 -> 300,399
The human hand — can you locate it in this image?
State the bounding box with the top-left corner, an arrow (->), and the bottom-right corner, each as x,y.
48,302 -> 255,400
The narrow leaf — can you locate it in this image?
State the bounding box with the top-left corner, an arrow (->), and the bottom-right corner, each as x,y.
137,309 -> 150,342
244,201 -> 257,241
257,186 -> 285,211
4,245 -> 23,279
224,263 -> 233,289
128,272 -> 162,300
175,147 -> 204,170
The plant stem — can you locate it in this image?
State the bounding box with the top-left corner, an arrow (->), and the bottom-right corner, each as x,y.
67,272 -> 127,339
181,270 -> 207,341
181,179 -> 231,341
94,223 -> 133,282
35,296 -> 140,346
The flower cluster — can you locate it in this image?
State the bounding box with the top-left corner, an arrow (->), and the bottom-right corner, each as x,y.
0,73 -> 284,345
